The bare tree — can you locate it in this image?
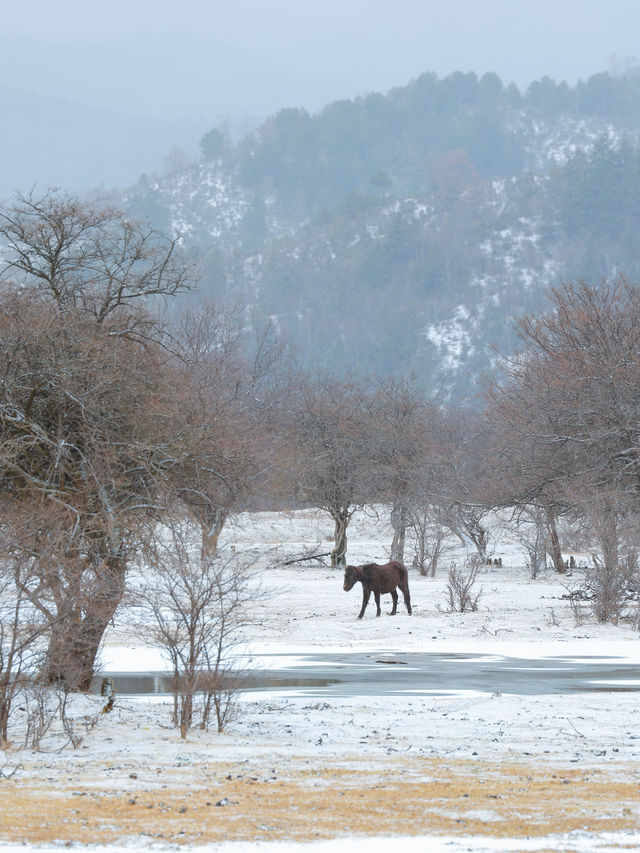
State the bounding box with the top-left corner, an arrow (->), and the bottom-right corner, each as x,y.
0,513 -> 50,744
366,378 -> 441,563
444,502 -> 491,562
511,279 -> 640,493
432,409 -> 494,563
170,301 -> 288,560
282,377 -> 375,567
134,517 -> 254,736
513,505 -> 549,579
0,191 -> 197,689
564,485 -> 640,623
408,513 -> 454,577
486,277 -> 640,609
0,189 -> 195,322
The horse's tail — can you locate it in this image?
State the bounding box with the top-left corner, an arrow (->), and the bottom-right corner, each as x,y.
396,561 -> 409,587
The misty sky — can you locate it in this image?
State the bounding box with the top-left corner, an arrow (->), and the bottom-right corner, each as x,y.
3,0 -> 640,123
2,0 -> 639,196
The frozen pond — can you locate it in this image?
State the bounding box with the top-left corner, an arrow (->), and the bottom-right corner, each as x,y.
99,651 -> 640,698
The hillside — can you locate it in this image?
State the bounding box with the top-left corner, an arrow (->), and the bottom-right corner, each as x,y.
124,70 -> 640,400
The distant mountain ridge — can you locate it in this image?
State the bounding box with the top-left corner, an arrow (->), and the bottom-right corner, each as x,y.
123,70 -> 640,400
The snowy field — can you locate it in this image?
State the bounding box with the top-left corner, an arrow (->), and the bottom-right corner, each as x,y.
2,507 -> 640,852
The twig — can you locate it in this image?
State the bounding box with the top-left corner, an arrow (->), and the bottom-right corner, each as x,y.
478,624 -> 514,636
0,756 -> 22,780
282,551 -> 332,566
556,719 -> 586,739
567,718 -> 586,738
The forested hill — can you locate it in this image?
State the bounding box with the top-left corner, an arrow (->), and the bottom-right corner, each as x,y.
125,70 -> 640,400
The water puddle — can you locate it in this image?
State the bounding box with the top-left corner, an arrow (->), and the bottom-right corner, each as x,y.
96,652 -> 640,698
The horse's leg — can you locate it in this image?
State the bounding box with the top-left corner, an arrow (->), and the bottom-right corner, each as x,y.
390,589 -> 398,615
374,591 -> 382,616
358,588 -> 371,619
401,583 -> 412,615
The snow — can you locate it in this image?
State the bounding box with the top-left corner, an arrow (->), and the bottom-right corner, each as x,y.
3,507 -> 640,852
424,304 -> 476,371
2,835 -> 640,853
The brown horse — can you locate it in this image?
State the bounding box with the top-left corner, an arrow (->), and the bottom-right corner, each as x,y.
343,561 -> 412,619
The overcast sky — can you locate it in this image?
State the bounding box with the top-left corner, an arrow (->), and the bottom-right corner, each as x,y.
3,0 -> 640,123
2,0 -> 639,195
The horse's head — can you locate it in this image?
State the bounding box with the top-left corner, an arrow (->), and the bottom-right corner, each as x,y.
343,564 -> 361,591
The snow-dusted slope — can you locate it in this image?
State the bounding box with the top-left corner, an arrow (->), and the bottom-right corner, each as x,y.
122,97 -> 640,398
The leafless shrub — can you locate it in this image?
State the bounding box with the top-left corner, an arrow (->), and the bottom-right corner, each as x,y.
562,550 -> 640,626
556,516 -> 594,554
21,684 -> 58,749
446,563 -> 483,613
586,565 -> 626,626
408,513 -> 455,577
587,551 -> 639,625
0,539 -> 51,746
524,542 -> 547,579
14,681 -> 93,751
58,688 -> 87,749
546,608 -> 560,627
466,552 -> 485,570
564,588 -> 587,626
444,505 -> 491,565
629,600 -> 640,631
134,518 -> 256,737
514,507 -> 549,579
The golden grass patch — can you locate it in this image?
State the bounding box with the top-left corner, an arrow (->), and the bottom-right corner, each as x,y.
2,756 -> 639,845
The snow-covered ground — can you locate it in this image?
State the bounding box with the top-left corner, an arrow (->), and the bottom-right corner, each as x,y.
3,507 -> 640,852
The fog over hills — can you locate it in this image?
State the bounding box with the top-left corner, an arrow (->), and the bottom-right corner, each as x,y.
0,34 -> 336,122
3,0 -> 639,196
0,83 -> 207,198
121,69 -> 640,400
4,1 -> 640,399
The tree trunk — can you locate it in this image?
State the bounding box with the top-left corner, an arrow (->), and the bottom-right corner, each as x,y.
42,559 -> 126,691
588,500 -> 624,624
466,521 -> 488,563
545,506 -> 566,573
200,508 -> 227,561
429,537 -> 443,578
598,502 -> 619,574
530,520 -> 547,578
0,686 -> 10,744
390,504 -> 407,563
331,509 -> 350,568
179,683 -> 194,739
451,511 -> 488,562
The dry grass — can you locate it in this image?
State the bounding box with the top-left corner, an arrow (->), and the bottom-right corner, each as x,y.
2,754 -> 639,846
